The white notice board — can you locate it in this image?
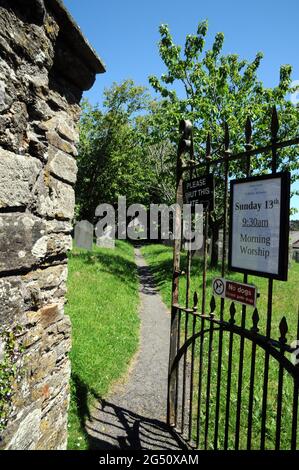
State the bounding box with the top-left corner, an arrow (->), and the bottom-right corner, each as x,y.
228,173 -> 290,281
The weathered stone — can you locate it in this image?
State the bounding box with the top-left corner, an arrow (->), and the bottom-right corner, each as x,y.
0,149 -> 42,208
0,7 -> 54,68
0,277 -> 24,324
48,146 -> 77,184
41,114 -> 79,143
23,324 -> 44,348
0,214 -> 46,272
46,233 -> 72,257
32,350 -> 57,382
35,174 -> 75,219
6,407 -> 41,450
0,0 -> 104,451
45,219 -> 72,234
46,130 -> 78,156
40,304 -> 63,329
23,264 -> 68,310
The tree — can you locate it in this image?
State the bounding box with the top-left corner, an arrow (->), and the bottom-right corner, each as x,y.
76,80 -> 156,220
149,21 -> 299,266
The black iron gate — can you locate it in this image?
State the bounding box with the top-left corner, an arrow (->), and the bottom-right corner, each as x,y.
167,109 -> 299,450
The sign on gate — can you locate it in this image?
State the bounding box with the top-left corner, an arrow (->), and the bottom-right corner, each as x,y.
213,277 -> 257,307
184,174 -> 214,210
228,172 -> 290,281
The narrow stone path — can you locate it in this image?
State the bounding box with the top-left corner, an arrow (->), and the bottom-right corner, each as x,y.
85,247 -> 187,450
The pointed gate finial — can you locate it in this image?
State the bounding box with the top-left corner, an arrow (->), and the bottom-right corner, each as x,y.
206,132 -> 212,161
279,317 -> 288,343
224,122 -> 230,151
271,106 -> 279,140
245,116 -> 252,146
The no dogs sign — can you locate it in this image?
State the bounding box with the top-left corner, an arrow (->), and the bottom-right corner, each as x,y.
213,278 -> 257,308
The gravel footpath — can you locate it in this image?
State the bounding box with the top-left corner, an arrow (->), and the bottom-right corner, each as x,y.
85,247 -> 187,450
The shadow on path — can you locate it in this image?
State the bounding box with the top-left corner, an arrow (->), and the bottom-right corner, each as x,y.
86,399 -> 188,450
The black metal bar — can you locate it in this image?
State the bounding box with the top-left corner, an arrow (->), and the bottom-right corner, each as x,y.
204,297 -> 216,449
234,302 -> 246,450
174,308 -> 182,429
181,239 -> 192,434
214,124 -> 230,449
291,310 -> 299,450
168,120 -> 192,426
224,303 -> 236,450
202,211 -> 208,315
291,379 -> 299,450
235,120 -> 252,450
260,279 -> 273,450
181,310 -> 189,435
247,309 -> 259,450
260,109 -> 279,447
188,299 -> 197,442
201,134 -> 212,316
183,136 -> 299,173
171,313 -> 299,379
275,317 -> 288,450
195,310 -> 205,448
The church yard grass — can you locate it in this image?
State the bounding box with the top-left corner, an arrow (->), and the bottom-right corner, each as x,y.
66,241 -> 140,450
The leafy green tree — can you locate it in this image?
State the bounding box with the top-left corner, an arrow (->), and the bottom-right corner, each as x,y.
76,80 -> 155,220
149,21 -> 299,266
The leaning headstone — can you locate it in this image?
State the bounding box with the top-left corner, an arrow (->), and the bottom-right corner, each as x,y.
96,225 -> 115,249
295,251 -> 299,263
74,220 -> 94,250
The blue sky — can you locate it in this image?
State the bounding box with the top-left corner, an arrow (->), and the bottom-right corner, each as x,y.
63,0 -> 299,217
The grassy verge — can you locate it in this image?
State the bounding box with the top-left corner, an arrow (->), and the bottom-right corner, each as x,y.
66,241 -> 140,450
141,243 -> 299,449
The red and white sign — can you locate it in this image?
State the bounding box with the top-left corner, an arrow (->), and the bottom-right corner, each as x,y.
212,278 -> 257,308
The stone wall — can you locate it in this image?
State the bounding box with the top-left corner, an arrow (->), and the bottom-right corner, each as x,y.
0,0 -> 104,449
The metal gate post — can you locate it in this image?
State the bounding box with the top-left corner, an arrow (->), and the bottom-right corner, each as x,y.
167,120 -> 193,427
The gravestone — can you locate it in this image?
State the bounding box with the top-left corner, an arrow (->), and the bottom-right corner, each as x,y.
74,220 -> 94,251
127,217 -> 146,240
96,225 -> 115,249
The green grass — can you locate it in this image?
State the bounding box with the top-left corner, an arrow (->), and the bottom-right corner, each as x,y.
141,243 -> 299,450
66,241 -> 140,450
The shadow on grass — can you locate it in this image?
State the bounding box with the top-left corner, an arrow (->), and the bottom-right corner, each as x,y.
146,254 -> 222,292
69,251 -> 138,288
71,373 -> 188,451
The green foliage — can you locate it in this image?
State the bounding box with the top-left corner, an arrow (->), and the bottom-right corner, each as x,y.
148,21 -> 299,264
149,20 -> 299,191
0,327 -> 22,432
76,80 -> 156,219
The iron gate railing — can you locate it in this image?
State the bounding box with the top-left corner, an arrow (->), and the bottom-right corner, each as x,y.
167,108 -> 299,450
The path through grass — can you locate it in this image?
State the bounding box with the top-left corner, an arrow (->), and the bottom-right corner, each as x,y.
66,241 -> 140,450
